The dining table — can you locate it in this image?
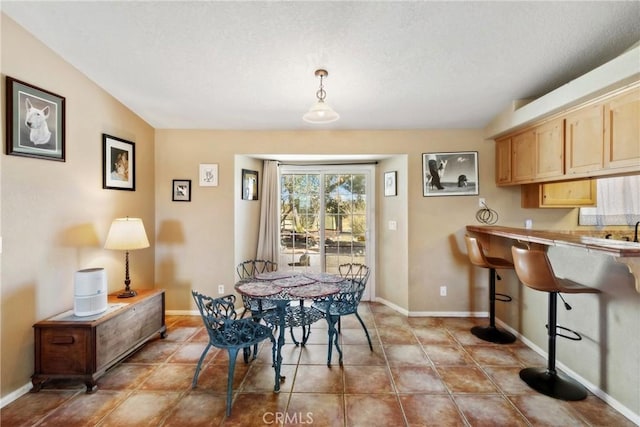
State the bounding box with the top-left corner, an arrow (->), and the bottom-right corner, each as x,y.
234,271 -> 346,392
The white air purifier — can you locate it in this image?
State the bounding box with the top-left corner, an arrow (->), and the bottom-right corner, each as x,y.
74,268 -> 108,317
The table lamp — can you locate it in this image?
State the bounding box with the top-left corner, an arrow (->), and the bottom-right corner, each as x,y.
104,217 -> 149,298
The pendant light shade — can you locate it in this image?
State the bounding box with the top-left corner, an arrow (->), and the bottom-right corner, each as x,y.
303,69 -> 339,124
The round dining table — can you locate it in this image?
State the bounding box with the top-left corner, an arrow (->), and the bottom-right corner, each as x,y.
234,271 -> 345,392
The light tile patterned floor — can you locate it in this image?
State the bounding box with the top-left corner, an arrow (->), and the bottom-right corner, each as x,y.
1,302 -> 635,426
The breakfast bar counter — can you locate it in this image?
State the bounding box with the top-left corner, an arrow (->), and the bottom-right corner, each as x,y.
466,225 -> 640,292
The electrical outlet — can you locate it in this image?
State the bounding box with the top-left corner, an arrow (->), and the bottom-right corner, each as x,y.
478,197 -> 486,208
440,286 -> 447,297
218,285 -> 225,294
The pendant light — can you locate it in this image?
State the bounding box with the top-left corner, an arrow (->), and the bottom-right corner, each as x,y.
303,69 -> 339,123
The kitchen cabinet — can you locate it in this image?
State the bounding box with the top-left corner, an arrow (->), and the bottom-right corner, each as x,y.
565,103 -> 604,175
604,87 -> 640,170
511,129 -> 536,183
534,119 -> 564,179
495,83 -> 640,187
31,289 -> 166,393
495,137 -> 512,184
496,118 -> 564,185
521,179 -> 596,208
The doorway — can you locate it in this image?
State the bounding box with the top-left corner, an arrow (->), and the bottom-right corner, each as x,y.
279,165 -> 375,300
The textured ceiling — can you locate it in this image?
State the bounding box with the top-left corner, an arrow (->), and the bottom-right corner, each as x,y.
2,1 -> 639,130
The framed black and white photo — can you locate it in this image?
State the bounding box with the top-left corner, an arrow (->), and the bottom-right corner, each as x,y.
384,171 -> 397,197
103,134 -> 135,191
242,169 -> 259,201
5,76 -> 65,161
172,179 -> 191,202
199,163 -> 218,186
422,151 -> 478,197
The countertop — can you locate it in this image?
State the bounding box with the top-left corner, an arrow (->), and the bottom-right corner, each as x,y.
466,225 -> 640,258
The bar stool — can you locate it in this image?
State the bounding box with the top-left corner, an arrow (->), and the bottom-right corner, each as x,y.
511,245 -> 600,401
464,235 -> 516,344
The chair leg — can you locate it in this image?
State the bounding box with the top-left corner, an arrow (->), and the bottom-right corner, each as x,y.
519,292 -> 588,401
326,314 -> 342,366
192,343 -> 212,388
470,267 -> 517,344
225,348 -> 239,417
354,312 -> 373,351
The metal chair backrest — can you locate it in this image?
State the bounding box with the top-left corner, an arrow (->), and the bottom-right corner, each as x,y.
338,263 -> 370,285
464,235 -> 490,268
511,246 -> 560,292
192,291 -> 239,343
236,259 -> 277,280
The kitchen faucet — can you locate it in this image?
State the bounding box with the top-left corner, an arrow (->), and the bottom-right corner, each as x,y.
635,221 -> 640,243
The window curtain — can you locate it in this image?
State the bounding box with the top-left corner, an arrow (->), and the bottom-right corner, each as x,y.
579,175 -> 640,226
256,160 -> 279,261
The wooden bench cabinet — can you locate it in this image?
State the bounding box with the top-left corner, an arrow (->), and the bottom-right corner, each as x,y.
31,289 -> 166,393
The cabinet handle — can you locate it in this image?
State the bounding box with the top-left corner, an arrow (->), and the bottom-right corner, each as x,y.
51,336 -> 74,344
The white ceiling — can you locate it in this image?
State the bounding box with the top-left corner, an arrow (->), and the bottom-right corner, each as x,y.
2,1 -> 639,131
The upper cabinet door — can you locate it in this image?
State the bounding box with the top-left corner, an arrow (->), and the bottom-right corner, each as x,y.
511,130 -> 536,183
604,87 -> 640,170
535,119 -> 564,179
565,103 -> 604,175
495,137 -> 512,185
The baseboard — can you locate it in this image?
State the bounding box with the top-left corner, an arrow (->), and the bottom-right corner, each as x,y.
1,382 -> 32,408
165,309 -> 198,316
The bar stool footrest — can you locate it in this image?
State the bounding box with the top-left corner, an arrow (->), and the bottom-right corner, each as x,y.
470,325 -> 516,344
519,367 -> 587,401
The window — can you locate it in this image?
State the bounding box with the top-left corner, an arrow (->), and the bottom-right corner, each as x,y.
579,175 -> 640,226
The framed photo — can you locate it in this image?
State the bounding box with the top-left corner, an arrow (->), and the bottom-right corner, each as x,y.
199,163 -> 218,186
103,134 -> 135,191
422,151 -> 478,197
242,169 -> 259,200
172,179 -> 191,202
5,76 -> 65,161
384,171 -> 397,197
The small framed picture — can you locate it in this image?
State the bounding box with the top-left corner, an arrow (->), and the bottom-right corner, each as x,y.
103,134 -> 135,191
422,151 -> 479,197
384,171 -> 397,197
199,163 -> 218,186
5,76 -> 65,161
242,169 -> 259,200
172,179 -> 191,202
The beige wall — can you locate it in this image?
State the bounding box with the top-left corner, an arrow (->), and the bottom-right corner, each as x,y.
1,12 -> 638,421
1,15 -> 156,398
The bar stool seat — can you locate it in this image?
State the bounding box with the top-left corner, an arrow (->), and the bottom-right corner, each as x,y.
464,235 -> 516,344
511,245 -> 600,401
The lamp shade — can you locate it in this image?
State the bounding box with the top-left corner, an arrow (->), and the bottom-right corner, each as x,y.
303,100 -> 340,124
104,217 -> 149,250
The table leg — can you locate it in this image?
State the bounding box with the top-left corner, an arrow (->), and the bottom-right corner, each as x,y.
273,300 -> 287,392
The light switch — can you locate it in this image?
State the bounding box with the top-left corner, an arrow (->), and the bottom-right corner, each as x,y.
388,220 -> 397,231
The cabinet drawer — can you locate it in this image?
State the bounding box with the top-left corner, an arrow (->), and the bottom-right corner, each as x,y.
39,327 -> 90,374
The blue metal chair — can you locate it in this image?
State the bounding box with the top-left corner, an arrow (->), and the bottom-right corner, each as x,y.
313,263 -> 373,364
236,259 -> 280,319
191,291 -> 275,416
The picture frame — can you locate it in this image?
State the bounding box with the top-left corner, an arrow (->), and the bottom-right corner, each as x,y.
384,171 -> 397,197
103,134 -> 135,191
242,169 -> 259,201
199,163 -> 219,186
422,151 -> 479,197
5,76 -> 66,161
172,179 -> 192,202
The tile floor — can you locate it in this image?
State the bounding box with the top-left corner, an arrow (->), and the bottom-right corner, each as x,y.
1,302 -> 635,426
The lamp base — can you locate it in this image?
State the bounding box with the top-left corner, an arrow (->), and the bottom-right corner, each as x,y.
117,289 -> 137,298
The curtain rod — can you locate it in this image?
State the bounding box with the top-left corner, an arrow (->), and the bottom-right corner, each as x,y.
277,161 -> 379,166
